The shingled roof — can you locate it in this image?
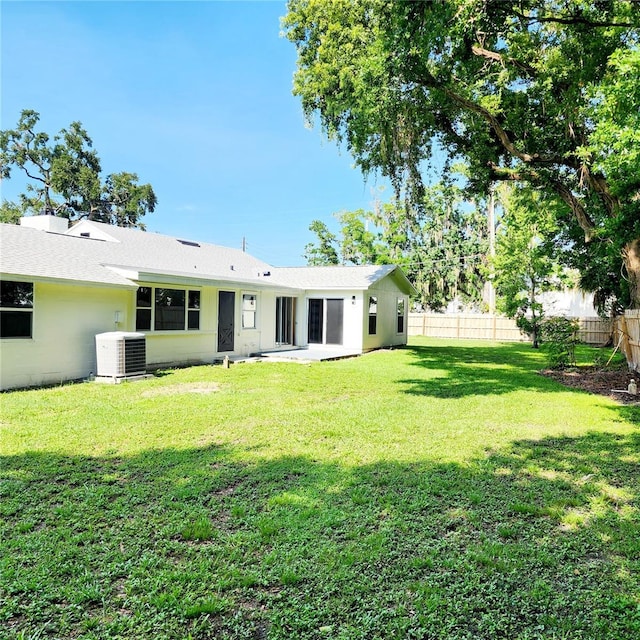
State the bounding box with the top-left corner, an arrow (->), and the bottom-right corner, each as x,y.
269,264 -> 415,294
1,219 -> 415,295
1,220 -> 276,289
0,223 -> 135,288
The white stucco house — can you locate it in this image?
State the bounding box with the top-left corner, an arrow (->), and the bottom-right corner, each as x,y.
0,215 -> 415,390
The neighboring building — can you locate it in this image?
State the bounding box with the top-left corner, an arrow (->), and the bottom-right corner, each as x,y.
0,216 -> 415,390
537,289 -> 598,317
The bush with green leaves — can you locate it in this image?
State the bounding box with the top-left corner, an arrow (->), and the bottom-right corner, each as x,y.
540,316 -> 580,369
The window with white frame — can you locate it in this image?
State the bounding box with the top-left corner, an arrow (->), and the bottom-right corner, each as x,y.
136,286 -> 152,330
397,297 -> 405,333
0,280 -> 33,338
135,286 -> 200,331
187,290 -> 201,329
368,296 -> 377,335
242,293 -> 257,329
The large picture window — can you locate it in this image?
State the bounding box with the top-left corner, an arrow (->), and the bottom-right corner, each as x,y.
155,288 -> 185,330
135,286 -> 200,331
0,281 -> 33,338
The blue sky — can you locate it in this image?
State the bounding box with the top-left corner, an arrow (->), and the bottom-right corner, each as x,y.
1,0 -> 387,266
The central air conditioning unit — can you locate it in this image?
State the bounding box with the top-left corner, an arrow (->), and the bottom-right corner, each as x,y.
95,331 -> 146,380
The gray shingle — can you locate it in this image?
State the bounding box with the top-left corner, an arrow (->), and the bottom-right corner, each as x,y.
268,265 -> 398,290
1,221 -> 273,287
0,223 -> 134,287
2,220 -> 414,294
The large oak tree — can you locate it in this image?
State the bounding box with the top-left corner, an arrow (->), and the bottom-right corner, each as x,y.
283,0 -> 640,307
1,110 -> 156,228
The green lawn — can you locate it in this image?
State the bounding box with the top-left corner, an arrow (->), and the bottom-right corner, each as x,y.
1,338 -> 638,639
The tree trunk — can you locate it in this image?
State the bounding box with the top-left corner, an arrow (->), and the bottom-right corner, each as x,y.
623,238 -> 640,309
532,325 -> 539,349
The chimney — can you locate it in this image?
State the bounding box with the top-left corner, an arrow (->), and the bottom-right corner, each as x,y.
20,214 -> 69,233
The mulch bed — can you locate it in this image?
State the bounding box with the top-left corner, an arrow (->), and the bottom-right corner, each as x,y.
540,367 -> 639,404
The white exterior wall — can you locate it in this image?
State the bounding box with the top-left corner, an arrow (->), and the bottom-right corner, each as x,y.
250,289 -> 297,354
236,287 -> 267,357
144,332 -> 217,367
139,285 -> 287,366
363,278 -> 409,351
0,281 -> 133,390
538,289 -> 598,317
0,280 -> 286,389
140,285 -> 256,366
141,285 -> 217,368
1,274 -> 411,390
298,290 -> 364,350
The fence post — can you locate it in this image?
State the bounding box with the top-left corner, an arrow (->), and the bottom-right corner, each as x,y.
620,315 -> 633,367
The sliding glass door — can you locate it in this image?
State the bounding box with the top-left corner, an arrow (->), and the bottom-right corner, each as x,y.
276,297 -> 295,345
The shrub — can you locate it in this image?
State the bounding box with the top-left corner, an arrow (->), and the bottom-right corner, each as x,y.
540,317 -> 580,369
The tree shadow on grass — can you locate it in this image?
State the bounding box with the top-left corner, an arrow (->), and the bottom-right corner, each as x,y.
397,342 -> 563,399
1,432 -> 639,639
398,343 -> 640,423
618,403 -> 640,424
403,340 -> 545,369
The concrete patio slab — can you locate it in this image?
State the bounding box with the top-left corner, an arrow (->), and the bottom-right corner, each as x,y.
258,347 -> 362,362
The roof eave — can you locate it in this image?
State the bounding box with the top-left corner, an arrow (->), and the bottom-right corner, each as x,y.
107,266 -> 303,292
0,271 -> 137,289
389,266 -> 418,296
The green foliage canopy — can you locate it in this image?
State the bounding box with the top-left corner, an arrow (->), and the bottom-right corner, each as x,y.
305,184 -> 488,311
0,110 -> 157,228
283,0 -> 640,306
303,220 -> 340,265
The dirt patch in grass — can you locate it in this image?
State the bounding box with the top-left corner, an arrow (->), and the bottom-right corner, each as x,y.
540,367 -> 639,404
141,382 -> 221,397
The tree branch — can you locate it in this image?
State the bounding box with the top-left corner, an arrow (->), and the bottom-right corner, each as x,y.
21,129 -> 52,177
514,11 -> 637,29
549,178 -> 596,242
415,68 -> 566,166
487,162 -> 596,242
579,164 -> 620,217
22,166 -> 47,185
470,45 -> 536,77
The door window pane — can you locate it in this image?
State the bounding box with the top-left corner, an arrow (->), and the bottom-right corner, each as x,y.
326,298 -> 344,345
276,297 -> 294,345
308,299 -> 323,344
